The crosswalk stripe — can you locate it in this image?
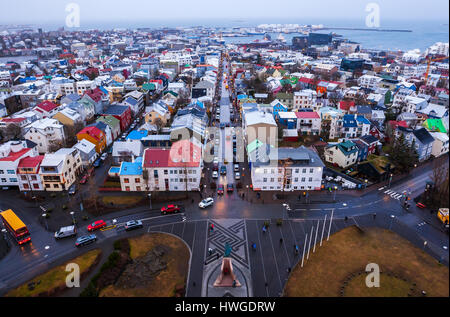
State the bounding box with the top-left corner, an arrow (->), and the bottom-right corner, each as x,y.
384,190 -> 392,194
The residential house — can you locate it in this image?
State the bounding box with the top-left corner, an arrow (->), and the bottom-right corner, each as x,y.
293,90 -> 317,110
73,139 -> 98,167
16,155 -> 45,191
144,101 -> 171,126
24,118 -> 66,154
33,100 -> 60,119
271,99 -> 288,120
397,127 -> 434,162
76,125 -> 106,154
39,148 -> 82,191
324,141 -> 359,168
275,92 -> 294,109
101,105 -> 132,132
359,134 -> 379,154
112,140 -> 144,165
0,141 -> 37,187
430,132 -> 449,158
53,107 -> 82,127
96,115 -> 120,141
296,111 -> 321,135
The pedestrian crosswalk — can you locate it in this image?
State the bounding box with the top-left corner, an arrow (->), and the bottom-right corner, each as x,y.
382,188 -> 405,200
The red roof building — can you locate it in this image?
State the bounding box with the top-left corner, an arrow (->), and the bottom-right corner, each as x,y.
143,140 -> 201,168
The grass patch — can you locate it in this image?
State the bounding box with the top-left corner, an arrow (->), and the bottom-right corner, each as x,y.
99,233 -> 190,297
6,249 -> 101,297
101,196 -> 144,206
284,226 -> 449,297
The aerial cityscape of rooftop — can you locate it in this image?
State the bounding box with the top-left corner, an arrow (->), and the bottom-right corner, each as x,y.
0,0 -> 448,309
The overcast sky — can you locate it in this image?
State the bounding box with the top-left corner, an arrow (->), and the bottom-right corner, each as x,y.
0,0 -> 448,26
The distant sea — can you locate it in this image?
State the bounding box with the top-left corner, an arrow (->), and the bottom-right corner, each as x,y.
22,17 -> 450,52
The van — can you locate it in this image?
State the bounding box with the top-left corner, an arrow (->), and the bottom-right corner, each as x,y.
55,225 -> 77,239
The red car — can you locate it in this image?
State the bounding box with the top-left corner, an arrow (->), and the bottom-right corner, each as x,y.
87,220 -> 107,232
217,184 -> 224,195
161,205 -> 180,215
79,175 -> 88,184
416,202 -> 426,209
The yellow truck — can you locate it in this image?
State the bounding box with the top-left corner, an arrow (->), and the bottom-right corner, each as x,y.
437,208 -> 449,230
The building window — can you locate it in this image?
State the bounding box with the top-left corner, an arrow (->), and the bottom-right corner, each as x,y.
124,178 -> 130,183
135,178 -> 140,183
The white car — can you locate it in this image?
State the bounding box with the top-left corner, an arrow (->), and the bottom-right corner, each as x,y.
235,172 -> 241,180
199,198 -> 214,209
212,171 -> 219,179
213,157 -> 219,165
215,138 -> 220,145
101,153 -> 108,161
234,164 -> 239,172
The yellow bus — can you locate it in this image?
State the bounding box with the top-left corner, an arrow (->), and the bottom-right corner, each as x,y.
0,209 -> 31,245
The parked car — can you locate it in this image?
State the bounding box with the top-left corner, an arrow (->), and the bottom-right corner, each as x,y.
55,225 -> 77,239
416,202 -> 426,209
79,174 -> 88,184
124,220 -> 143,231
161,205 -> 181,215
235,172 -> 241,180
75,234 -> 97,247
101,153 -> 108,161
93,158 -> 102,168
87,220 -> 107,232
199,198 -> 214,208
212,170 -> 219,179
234,164 -> 239,172
227,184 -> 234,193
68,184 -> 77,195
220,165 -> 227,175
215,138 -> 220,145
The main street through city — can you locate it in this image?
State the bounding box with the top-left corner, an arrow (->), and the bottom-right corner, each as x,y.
0,54 -> 448,297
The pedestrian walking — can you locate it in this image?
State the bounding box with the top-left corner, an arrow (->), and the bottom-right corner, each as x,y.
252,242 -> 256,251
193,281 -> 196,287
279,238 -> 283,244
294,245 -> 299,255
262,226 -> 266,234
287,267 -> 291,273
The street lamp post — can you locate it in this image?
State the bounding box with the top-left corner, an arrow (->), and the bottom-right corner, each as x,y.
333,186 -> 338,202
389,214 -> 395,230
42,214 -> 48,231
1,228 -> 7,246
246,185 -> 249,198
388,173 -> 393,188
148,193 -> 152,210
70,211 -> 75,225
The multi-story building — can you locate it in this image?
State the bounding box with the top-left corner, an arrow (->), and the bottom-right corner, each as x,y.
16,155 -> 45,191
23,118 -> 66,154
0,141 -> 37,187
249,146 -> 324,191
39,148 -> 82,191
324,141 -> 359,168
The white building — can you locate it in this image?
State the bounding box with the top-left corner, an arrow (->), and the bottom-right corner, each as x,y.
24,118 -> 66,154
249,146 -> 324,191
